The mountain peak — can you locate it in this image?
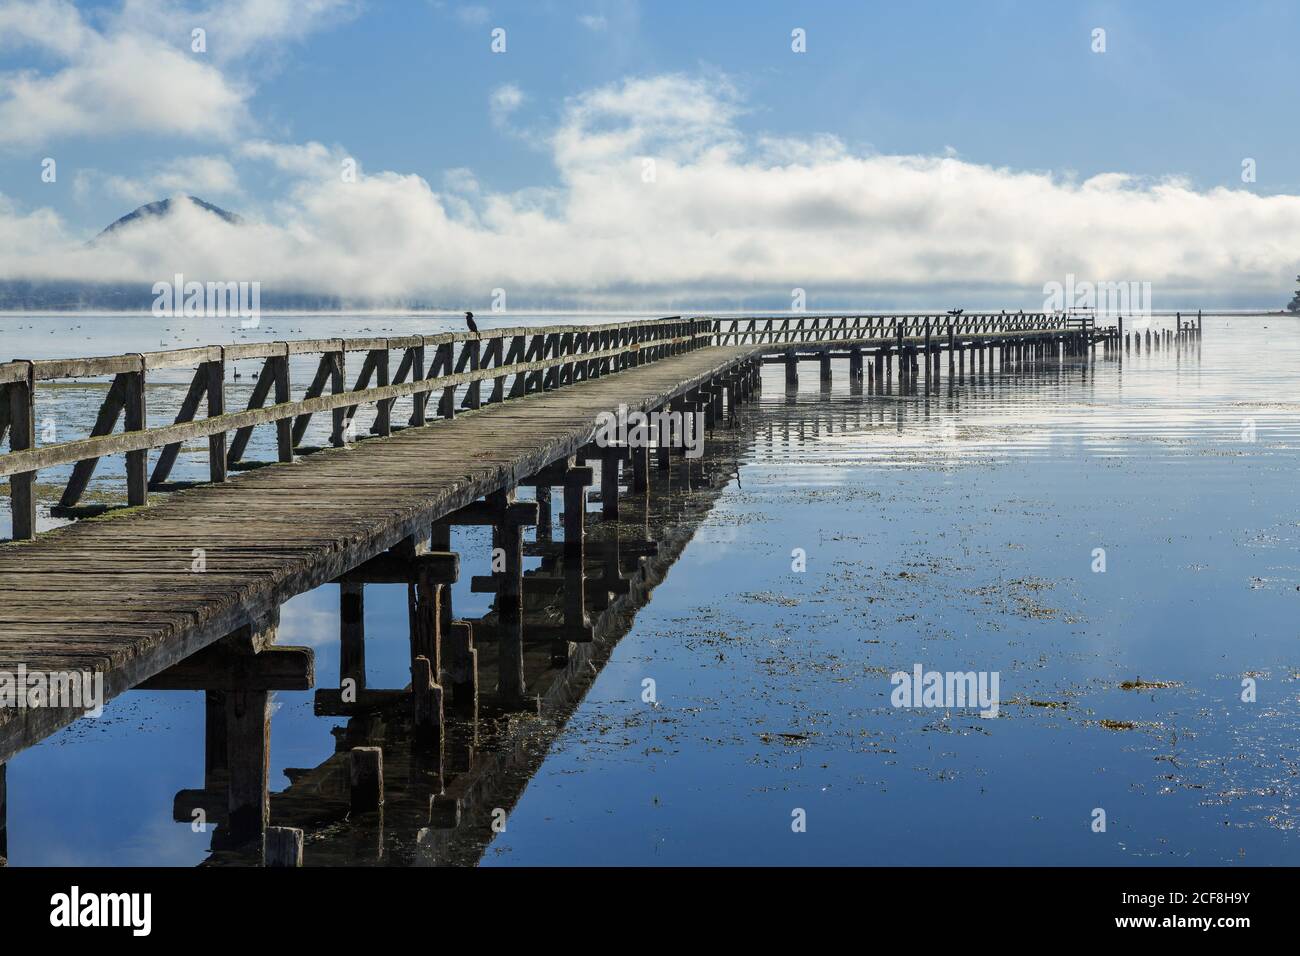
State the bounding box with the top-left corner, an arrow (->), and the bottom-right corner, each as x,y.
96,196 -> 241,240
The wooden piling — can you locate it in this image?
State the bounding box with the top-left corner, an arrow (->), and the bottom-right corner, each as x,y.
349,746 -> 384,813
561,470 -> 589,660
411,655 -> 444,756
445,620 -> 478,717
431,520 -> 453,637
535,484 -> 553,540
601,454 -> 620,520
340,580 -> 365,690
656,412 -> 671,471
264,826 -> 304,867
492,492 -> 526,704
923,327 -> 932,393
631,444 -> 649,493
225,689 -> 270,846
405,559 -> 441,661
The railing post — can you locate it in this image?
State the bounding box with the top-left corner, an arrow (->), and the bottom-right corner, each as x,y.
411,339 -> 428,426
205,352 -> 227,483
465,339 -> 481,409
373,344 -> 391,436
330,347 -> 347,446
7,362 -> 36,540
124,356 -> 147,507
273,348 -> 293,461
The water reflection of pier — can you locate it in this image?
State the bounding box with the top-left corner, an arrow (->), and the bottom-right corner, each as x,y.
169,421 -> 747,866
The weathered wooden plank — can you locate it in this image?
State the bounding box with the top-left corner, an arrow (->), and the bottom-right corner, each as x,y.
30,354 -> 142,381
141,346 -> 223,371
137,645 -> 313,691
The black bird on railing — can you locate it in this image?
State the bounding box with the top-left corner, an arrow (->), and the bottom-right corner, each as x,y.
465,311 -> 479,337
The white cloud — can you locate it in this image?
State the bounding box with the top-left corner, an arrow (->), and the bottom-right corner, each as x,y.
578,14 -> 607,31
75,156 -> 242,205
0,0 -> 94,56
239,139 -> 349,178
0,0 -> 354,147
489,83 -> 524,127
4,71 -> 1300,308
0,32 -> 250,145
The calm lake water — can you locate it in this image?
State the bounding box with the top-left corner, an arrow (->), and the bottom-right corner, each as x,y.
2,312 -> 1298,865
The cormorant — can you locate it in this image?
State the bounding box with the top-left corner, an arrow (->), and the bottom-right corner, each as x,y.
465,311 -> 479,337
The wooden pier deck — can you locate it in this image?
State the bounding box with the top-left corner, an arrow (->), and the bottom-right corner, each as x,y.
0,342 -> 752,761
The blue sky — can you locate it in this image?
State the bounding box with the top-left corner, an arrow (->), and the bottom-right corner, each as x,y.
2,0 -> 1300,308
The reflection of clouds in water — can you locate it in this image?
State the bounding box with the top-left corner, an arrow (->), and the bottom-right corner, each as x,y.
33,812 -> 206,867
760,404 -> 1300,469
276,591 -> 336,648
118,815 -> 211,867
688,518 -> 743,565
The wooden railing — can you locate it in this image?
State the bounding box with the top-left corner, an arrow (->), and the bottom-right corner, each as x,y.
0,309 -> 1107,542
709,312 -> 1069,346
0,316 -> 710,541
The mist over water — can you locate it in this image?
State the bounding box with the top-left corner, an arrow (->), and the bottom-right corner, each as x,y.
3,314 -> 1298,865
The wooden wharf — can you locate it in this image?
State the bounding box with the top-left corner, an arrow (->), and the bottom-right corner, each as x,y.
0,309 -> 1202,864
